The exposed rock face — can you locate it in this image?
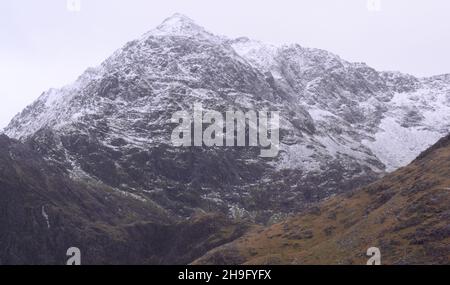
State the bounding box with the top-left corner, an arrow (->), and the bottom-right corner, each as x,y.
4,14 -> 450,223
0,135 -> 249,264
194,134 -> 450,265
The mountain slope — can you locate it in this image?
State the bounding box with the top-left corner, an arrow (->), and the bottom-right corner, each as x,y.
4,14 -> 450,223
194,134 -> 450,265
0,134 -> 249,264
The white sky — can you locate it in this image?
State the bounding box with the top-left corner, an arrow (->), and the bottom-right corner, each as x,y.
1,0 -> 449,129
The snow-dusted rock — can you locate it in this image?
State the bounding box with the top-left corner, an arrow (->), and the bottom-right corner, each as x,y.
5,14 -> 450,222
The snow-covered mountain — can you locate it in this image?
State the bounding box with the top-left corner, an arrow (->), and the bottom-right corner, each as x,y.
4,14 -> 450,222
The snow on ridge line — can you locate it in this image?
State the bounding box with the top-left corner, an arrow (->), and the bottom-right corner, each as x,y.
4,14 -> 450,176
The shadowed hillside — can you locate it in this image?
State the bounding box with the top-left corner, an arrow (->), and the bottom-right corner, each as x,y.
0,135 -> 249,264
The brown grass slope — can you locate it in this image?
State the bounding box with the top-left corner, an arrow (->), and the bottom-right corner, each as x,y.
194,135 -> 450,265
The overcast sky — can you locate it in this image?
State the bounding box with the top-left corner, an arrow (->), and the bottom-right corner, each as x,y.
1,0 -> 449,129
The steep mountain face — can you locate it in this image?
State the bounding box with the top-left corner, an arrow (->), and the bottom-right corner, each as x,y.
4,14 -> 450,223
230,39 -> 450,171
194,134 -> 450,265
0,135 -> 249,264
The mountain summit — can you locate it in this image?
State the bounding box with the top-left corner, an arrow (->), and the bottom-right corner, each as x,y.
146,13 -> 215,39
5,15 -> 450,223
158,13 -> 201,31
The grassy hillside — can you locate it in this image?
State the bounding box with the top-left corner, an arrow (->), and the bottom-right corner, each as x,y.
195,135 -> 450,265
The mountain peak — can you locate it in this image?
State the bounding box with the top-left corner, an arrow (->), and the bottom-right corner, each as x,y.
163,13 -> 196,24
151,13 -> 208,37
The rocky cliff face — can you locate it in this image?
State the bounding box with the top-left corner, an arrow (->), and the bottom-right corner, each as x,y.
0,135 -> 249,264
4,14 -> 450,224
